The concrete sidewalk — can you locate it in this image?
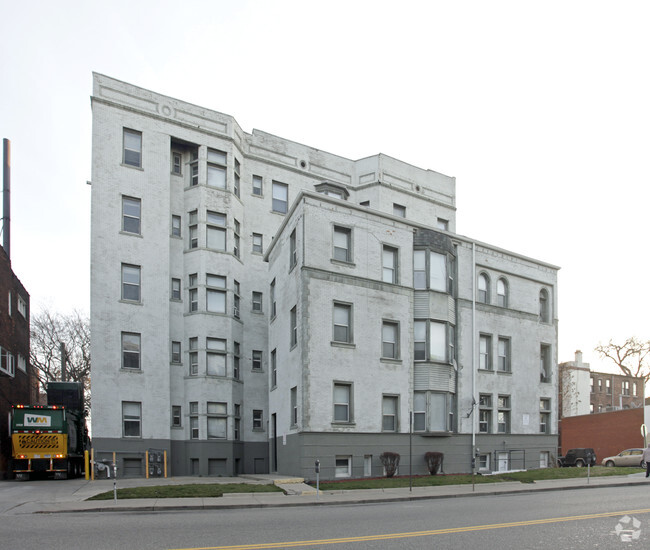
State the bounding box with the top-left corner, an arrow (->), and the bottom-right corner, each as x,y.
4,472 -> 649,515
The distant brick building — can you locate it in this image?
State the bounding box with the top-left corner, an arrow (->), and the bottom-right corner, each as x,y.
0,246 -> 36,478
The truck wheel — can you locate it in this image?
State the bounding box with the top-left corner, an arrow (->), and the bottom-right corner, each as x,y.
606,460 -> 615,467
575,459 -> 585,467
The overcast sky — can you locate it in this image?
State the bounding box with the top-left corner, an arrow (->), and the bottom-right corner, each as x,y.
1,0 -> 648,373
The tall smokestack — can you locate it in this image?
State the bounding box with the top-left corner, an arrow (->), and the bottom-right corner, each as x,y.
2,138 -> 10,259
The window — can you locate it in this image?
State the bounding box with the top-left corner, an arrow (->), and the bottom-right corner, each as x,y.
271,348 -> 277,387
172,405 -> 182,427
233,158 -> 241,198
121,332 -> 141,370
206,338 -> 227,376
335,456 -> 351,478
206,211 -> 226,250
478,273 -> 489,303
414,320 -> 451,362
429,252 -> 446,291
479,394 -> 492,433
189,273 -> 198,312
291,386 -> 298,426
207,148 -> 227,189
123,128 -> 142,167
172,152 -> 182,175
234,404 -> 241,440
540,398 -> 551,433
252,175 -> 263,196
16,354 -> 26,372
122,196 -> 141,234
17,295 -> 27,318
253,409 -> 263,430
252,291 -> 263,313
393,203 -> 406,218
598,379 -> 603,392
633,382 -> 638,396
539,289 -> 550,322
497,395 -> 510,433
479,334 -> 492,370
333,383 -> 351,422
189,210 -> 198,249
171,278 -> 181,301
206,274 -> 227,313
252,233 -> 263,254
333,303 -> 352,343
414,321 -> 427,361
436,218 -> 449,231
497,337 -> 510,372
233,342 -> 240,379
333,226 -> 352,262
290,229 -> 297,269
382,245 -> 398,284
233,280 -> 240,318
122,401 -> 141,437
252,350 -> 262,371
190,402 -> 199,439
207,402 -> 227,439
171,341 -> 181,364
290,306 -> 297,348
121,264 -> 141,302
270,279 -> 276,319
413,392 -> 427,431
189,337 -> 198,375
606,379 -> 612,394
234,219 -> 240,258
360,200 -> 370,207
497,278 -> 508,307
189,150 -> 199,186
413,250 -> 449,292
272,181 -> 288,213
623,380 -> 630,396
0,348 -> 14,377
382,321 -> 399,359
172,215 -> 181,237
590,377 -> 594,393
382,395 -> 398,431
540,344 -> 551,383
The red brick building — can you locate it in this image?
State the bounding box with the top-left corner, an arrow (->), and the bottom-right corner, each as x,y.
590,371 -> 644,413
0,246 -> 36,478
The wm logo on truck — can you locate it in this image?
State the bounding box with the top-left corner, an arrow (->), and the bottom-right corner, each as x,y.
24,414 -> 51,427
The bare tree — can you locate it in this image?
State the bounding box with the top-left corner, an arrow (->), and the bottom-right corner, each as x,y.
30,308 -> 90,406
595,337 -> 650,383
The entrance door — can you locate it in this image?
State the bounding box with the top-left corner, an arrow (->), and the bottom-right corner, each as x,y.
497,452 -> 509,472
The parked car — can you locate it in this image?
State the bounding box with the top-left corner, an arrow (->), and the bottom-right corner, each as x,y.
557,448 -> 597,467
601,448 -> 645,467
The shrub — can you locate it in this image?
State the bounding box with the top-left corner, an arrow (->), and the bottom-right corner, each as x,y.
424,451 -> 444,475
379,452 -> 400,478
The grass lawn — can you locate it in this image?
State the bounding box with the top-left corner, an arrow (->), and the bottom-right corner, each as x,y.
87,483 -> 284,501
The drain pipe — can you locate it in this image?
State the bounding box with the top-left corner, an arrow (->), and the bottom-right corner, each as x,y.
471,242 -> 477,473
2,138 -> 10,259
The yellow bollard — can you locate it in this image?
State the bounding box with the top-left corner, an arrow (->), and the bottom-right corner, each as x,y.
91,448 -> 95,481
145,450 -> 149,479
84,450 -> 89,480
164,450 -> 167,478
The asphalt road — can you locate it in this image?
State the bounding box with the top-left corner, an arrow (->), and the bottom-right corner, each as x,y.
4,484 -> 650,549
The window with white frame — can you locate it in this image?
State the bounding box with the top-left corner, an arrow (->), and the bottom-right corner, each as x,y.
189,402 -> 199,439
479,334 -> 492,370
0,348 -> 14,377
171,152 -> 182,175
17,353 -> 26,372
123,128 -> 142,167
171,341 -> 181,364
233,219 -> 240,258
233,158 -> 240,197
335,456 -> 352,477
291,386 -> 298,427
413,250 -> 449,292
436,218 -> 449,231
233,280 -> 240,319
479,394 -> 492,433
207,402 -> 227,439
382,395 -> 398,431
122,401 -> 141,437
590,377 -> 594,393
414,321 -> 427,361
171,278 -> 181,301
272,181 -> 288,213
252,175 -> 263,196
122,196 -> 141,234
606,378 -> 612,394
333,226 -> 352,262
540,344 -> 551,383
252,233 -> 263,254
252,409 -> 263,430
121,264 -> 141,302
189,150 -> 199,186
206,338 -> 227,376
414,320 -> 452,362
252,350 -> 262,371
172,215 -> 181,237
333,302 -> 352,343
413,392 -> 427,431
623,380 -> 630,395
189,337 -> 198,375
497,337 -> 510,372
206,274 -> 226,313
233,341 -> 240,379
497,278 -> 508,307
289,228 -> 297,269
17,295 -> 27,318
172,405 -> 182,427
333,383 -> 351,422
382,321 -> 399,359
478,273 -> 490,303
252,291 -> 263,313
290,306 -> 297,348
430,321 -> 447,362
382,245 -> 398,284
207,149 -> 227,189
121,332 -> 140,370
189,210 -> 198,249
188,273 -> 198,312
206,211 -> 226,250
633,382 -> 638,396
540,398 -> 551,433
497,395 -> 510,433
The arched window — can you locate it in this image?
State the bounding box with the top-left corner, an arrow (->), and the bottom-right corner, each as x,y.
497,278 -> 508,308
478,273 -> 490,304
539,288 -> 550,322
